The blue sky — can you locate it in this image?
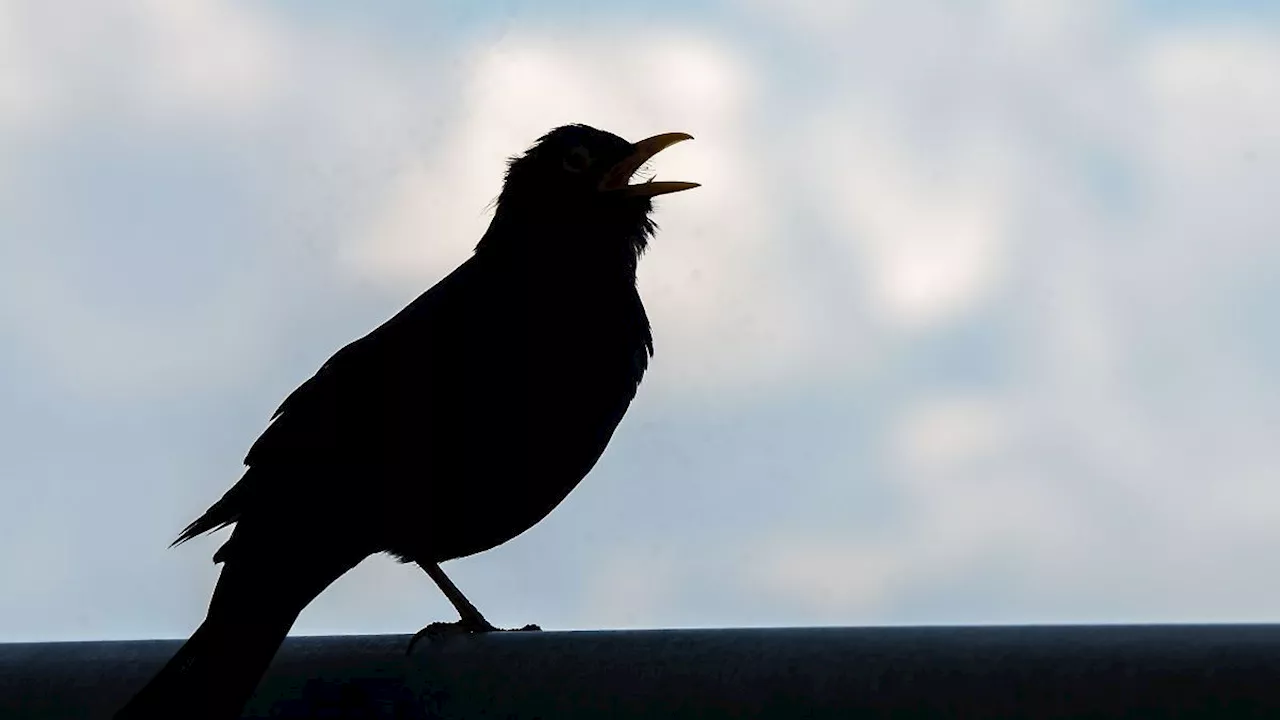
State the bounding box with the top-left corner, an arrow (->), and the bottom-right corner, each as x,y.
2,0 -> 1279,642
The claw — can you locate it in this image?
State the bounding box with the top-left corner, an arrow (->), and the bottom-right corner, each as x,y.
404,619 -> 541,655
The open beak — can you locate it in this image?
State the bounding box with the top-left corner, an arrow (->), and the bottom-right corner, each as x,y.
599,132 -> 700,198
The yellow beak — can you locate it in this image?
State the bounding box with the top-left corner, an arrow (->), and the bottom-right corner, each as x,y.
599,132 -> 700,198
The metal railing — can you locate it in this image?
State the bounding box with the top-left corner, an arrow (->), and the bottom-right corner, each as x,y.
3,625 -> 1280,718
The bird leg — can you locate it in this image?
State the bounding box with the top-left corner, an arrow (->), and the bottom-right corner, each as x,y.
421,561 -> 496,631
406,561 -> 540,654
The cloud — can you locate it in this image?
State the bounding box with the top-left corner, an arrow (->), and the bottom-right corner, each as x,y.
749,539 -> 903,617
0,1 -> 287,134
579,546 -> 679,629
736,2 -> 1280,622
125,0 -> 287,119
0,1 -> 293,402
809,112 -> 1016,329
0,1 -> 433,403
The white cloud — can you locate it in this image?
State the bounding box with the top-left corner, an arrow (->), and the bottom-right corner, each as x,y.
742,0 -> 872,37
737,3 -> 1280,622
811,113 -> 1016,329
0,1 -> 298,401
892,396 -> 1009,473
0,1 -> 288,132
748,538 -> 902,617
0,254 -> 265,402
128,0 -> 287,119
749,395 -> 1079,617
579,546 -> 678,628
0,1 -> 432,402
0,3 -> 49,133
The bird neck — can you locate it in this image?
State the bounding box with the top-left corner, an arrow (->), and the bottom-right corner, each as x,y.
475,210 -> 645,282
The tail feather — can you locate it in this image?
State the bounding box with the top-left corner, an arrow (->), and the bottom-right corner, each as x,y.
172,474 -> 257,548
114,607 -> 296,720
124,502 -> 366,718
113,556 -> 325,720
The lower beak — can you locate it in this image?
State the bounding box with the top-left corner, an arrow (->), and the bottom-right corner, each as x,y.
599,132 -> 700,198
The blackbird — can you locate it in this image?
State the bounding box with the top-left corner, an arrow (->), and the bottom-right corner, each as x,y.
115,124 -> 697,719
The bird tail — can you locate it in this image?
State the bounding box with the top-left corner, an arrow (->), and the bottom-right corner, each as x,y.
114,565 -> 304,720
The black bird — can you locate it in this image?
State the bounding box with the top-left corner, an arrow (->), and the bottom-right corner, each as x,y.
115,124 -> 698,719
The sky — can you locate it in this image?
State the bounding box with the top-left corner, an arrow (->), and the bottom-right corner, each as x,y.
1,0 -> 1279,642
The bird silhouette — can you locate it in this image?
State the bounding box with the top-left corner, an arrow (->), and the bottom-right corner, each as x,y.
114,124 -> 697,719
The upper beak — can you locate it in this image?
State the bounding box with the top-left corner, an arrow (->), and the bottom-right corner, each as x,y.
599,132 -> 700,198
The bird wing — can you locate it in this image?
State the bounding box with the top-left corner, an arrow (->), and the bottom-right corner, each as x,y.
247,254 -> 491,468
174,256 -> 485,547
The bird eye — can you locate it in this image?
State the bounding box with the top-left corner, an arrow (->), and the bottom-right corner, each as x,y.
563,146 -> 593,173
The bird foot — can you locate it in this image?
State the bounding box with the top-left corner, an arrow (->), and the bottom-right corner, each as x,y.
405,619 -> 541,654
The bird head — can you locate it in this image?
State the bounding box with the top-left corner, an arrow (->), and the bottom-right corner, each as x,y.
483,124 -> 697,263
